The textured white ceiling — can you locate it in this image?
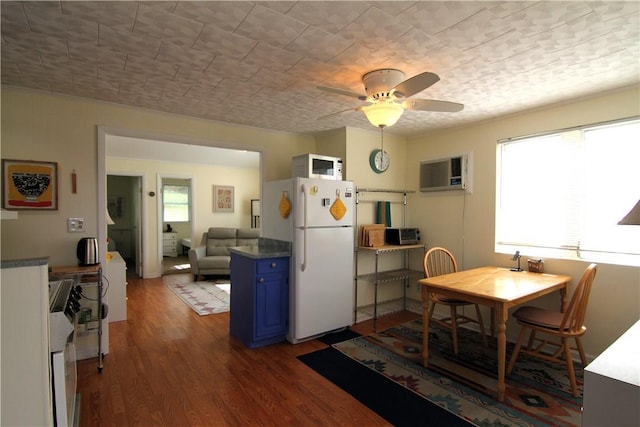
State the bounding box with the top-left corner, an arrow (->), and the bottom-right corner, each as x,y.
2,1 -> 639,136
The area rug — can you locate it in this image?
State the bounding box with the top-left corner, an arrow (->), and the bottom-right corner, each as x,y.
166,281 -> 230,315
299,319 -> 583,427
318,328 -> 361,345
298,346 -> 471,426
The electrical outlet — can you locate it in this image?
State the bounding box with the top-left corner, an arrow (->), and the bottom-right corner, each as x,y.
68,217 -> 85,232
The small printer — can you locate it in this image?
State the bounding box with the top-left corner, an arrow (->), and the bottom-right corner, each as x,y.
385,228 -> 420,245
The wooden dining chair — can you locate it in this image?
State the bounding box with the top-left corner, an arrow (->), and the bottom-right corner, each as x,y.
422,247 -> 488,354
507,263 -> 597,397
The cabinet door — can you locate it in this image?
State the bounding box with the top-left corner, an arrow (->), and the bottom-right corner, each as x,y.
106,252 -> 127,322
229,254 -> 254,342
1,262 -> 53,427
255,261 -> 288,340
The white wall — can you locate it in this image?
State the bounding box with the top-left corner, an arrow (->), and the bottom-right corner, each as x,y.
342,126 -> 414,311
0,87 -> 315,266
2,84 -> 638,359
345,126 -> 407,190
405,86 -> 640,357
336,86 -> 639,359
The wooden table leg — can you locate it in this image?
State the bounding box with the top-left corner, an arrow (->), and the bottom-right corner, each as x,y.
421,287 -> 430,367
496,304 -> 507,402
490,307 -> 496,337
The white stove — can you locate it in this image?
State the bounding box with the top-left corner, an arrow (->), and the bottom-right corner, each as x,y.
49,279 -> 81,427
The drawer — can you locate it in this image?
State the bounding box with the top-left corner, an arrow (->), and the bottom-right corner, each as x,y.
163,248 -> 177,256
256,258 -> 289,274
163,243 -> 176,250
163,233 -> 177,242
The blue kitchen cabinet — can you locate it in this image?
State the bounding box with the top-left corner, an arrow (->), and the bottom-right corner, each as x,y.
230,252 -> 289,348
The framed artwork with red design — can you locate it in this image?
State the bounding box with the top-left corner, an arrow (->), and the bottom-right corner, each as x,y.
2,159 -> 58,210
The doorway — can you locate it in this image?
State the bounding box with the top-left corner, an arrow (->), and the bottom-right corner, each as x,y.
159,176 -> 194,276
99,127 -> 262,279
107,174 -> 143,276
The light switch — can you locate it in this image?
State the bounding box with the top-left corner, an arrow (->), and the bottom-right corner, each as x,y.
68,217 -> 85,232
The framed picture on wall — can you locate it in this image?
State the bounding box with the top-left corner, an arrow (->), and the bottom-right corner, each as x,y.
213,185 -> 234,212
2,159 -> 58,210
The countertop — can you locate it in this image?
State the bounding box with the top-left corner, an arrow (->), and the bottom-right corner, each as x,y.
585,319 -> 640,386
1,256 -> 48,269
229,238 -> 290,259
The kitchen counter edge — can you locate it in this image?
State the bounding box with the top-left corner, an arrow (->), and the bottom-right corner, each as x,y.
230,238 -> 291,260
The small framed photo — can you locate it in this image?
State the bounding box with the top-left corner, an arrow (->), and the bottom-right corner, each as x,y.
213,185 -> 234,212
2,159 -> 58,210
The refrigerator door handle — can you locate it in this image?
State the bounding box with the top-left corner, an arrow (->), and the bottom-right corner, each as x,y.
300,184 -> 307,271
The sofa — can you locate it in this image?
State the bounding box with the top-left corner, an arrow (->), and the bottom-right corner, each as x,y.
188,227 -> 260,280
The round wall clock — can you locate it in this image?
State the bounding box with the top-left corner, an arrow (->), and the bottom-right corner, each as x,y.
369,149 -> 390,173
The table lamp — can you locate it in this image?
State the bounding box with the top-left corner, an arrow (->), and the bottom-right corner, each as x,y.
618,200 -> 640,225
511,250 -> 523,272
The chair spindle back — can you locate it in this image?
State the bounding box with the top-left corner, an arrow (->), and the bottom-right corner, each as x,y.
559,263 -> 597,333
423,247 -> 458,278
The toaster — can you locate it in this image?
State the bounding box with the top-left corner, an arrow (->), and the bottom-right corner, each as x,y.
385,228 -> 420,245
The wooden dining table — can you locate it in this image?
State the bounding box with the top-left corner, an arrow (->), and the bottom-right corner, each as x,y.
418,266 -> 572,402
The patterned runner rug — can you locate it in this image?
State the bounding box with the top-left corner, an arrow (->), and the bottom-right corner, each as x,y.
331,319 -> 583,426
166,281 -> 230,315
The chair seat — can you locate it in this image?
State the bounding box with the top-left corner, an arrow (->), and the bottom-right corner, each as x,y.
513,306 -> 565,330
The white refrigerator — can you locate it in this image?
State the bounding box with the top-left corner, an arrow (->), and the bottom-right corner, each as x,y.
262,177 -> 355,343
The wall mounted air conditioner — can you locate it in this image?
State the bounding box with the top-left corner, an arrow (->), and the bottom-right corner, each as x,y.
420,155 -> 467,192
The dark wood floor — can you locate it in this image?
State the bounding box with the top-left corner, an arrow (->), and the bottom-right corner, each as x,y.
77,273 -> 420,426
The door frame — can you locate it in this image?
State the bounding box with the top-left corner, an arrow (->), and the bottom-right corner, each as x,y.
97,125 -> 263,278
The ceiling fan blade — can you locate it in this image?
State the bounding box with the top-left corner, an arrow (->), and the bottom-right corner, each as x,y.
393,72 -> 440,98
317,107 -> 359,120
317,85 -> 367,101
402,99 -> 464,112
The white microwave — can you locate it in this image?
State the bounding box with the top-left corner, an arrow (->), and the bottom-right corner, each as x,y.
292,153 -> 343,180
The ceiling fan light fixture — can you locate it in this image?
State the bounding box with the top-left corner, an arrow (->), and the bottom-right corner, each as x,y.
362,102 -> 404,128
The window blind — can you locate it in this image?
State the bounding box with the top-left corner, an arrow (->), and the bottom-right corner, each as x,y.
496,118 -> 640,266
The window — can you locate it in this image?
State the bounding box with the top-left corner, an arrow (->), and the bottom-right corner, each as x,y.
496,118 -> 640,266
163,184 -> 190,222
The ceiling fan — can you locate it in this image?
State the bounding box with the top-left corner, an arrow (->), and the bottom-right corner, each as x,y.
317,68 -> 464,128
